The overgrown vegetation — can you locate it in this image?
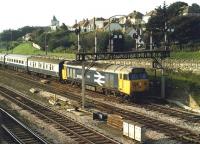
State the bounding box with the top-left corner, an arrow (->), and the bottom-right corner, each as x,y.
145,2 -> 200,51
147,69 -> 200,105
170,51 -> 200,60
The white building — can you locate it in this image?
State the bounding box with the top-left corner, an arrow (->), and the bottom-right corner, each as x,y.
127,11 -> 144,25
142,10 -> 157,24
51,16 -> 59,31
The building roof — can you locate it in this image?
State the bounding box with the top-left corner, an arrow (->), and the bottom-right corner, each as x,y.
6,54 -> 31,59
72,23 -> 79,28
95,17 -> 106,21
52,16 -> 58,21
144,10 -> 157,16
128,11 -> 144,19
83,20 -> 90,27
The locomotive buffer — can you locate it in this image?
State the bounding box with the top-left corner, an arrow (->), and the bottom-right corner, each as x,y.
76,50 -> 170,108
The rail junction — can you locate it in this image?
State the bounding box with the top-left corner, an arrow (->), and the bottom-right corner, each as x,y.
0,85 -> 119,144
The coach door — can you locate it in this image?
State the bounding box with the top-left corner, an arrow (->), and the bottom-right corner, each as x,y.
119,73 -> 123,91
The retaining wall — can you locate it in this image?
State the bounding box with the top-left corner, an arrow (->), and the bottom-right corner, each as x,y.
101,59 -> 200,74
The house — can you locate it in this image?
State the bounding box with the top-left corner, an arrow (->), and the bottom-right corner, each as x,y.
86,17 -> 106,32
119,16 -> 127,24
51,16 -> 59,31
104,22 -> 123,32
127,11 -> 144,25
23,33 -> 32,41
71,17 -> 106,33
142,10 -> 157,24
71,19 -> 89,32
78,19 -> 90,32
95,17 -> 105,29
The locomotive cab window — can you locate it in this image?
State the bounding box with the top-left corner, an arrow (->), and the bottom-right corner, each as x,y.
129,72 -> 148,80
123,74 -> 129,80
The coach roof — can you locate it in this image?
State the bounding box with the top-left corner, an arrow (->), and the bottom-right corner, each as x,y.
5,54 -> 30,59
29,56 -> 64,64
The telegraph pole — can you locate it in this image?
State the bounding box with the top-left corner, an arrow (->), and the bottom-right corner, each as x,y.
94,17 -> 97,53
81,60 -> 85,109
78,33 -> 80,52
150,31 -> 153,51
11,30 -> 13,53
45,33 -> 47,55
164,22 -> 167,50
161,60 -> 165,99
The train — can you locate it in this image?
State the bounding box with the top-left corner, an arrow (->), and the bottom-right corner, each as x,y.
0,53 -> 149,99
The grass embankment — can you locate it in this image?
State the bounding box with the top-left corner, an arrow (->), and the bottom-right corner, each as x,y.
171,51 -> 200,60
1,42 -> 75,59
147,69 -> 200,107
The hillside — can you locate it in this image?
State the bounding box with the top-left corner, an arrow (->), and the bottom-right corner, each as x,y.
11,42 -> 75,59
12,42 -> 42,55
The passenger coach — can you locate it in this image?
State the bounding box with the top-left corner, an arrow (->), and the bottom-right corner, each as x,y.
0,54 -> 6,66
4,54 -> 30,71
28,57 -> 64,78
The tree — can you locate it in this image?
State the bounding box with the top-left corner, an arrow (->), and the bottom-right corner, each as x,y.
60,23 -> 68,31
167,2 -> 188,17
170,16 -> 200,44
191,3 -> 200,13
146,3 -> 167,47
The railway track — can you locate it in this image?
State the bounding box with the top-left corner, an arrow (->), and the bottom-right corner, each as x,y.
92,101 -> 200,144
0,108 -> 48,144
0,85 -> 119,144
1,69 -> 200,143
1,68 -> 200,124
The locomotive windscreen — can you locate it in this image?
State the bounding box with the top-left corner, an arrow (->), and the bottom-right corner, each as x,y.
130,68 -> 147,80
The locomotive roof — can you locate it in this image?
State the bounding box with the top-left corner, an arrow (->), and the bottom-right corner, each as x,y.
64,61 -> 139,74
29,56 -> 64,64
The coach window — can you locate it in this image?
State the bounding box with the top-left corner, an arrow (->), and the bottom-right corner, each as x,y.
67,68 -> 70,77
70,68 -> 73,78
38,63 -> 41,68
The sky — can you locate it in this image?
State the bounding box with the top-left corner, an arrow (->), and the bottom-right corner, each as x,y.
0,0 -> 199,32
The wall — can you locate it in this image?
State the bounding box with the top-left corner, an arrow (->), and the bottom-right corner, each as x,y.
101,59 -> 200,74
